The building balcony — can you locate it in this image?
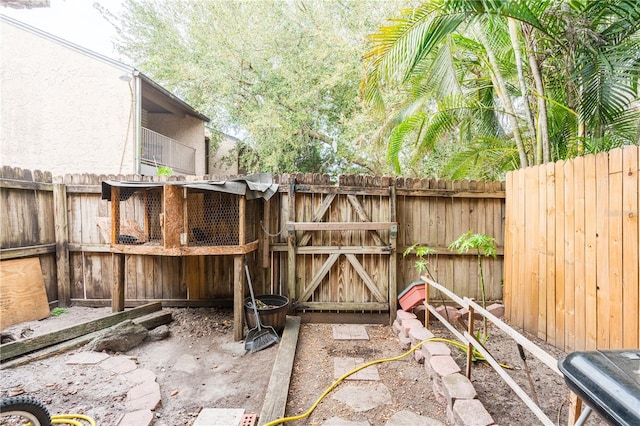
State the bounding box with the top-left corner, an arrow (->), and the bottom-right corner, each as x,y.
141,127 -> 196,175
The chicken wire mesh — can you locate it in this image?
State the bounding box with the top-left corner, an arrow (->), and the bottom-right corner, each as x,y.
114,187 -> 258,247
116,188 -> 163,245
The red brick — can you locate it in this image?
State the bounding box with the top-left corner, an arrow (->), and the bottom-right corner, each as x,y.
422,341 -> 451,361
452,399 -> 494,426
396,309 -> 417,325
401,318 -> 423,338
409,326 -> 434,346
442,373 -> 477,411
392,319 -> 402,336
486,303 -> 505,318
430,355 -> 461,378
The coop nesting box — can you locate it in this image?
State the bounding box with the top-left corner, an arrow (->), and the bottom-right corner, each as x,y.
101,175 -> 278,256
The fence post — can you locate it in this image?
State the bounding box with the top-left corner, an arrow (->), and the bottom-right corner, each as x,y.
287,179 -> 296,302
388,185 -> 397,324
466,305 -> 475,378
53,183 -> 70,307
112,253 -> 125,312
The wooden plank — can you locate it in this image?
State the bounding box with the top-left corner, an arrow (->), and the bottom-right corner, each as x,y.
258,316 -> 301,426
515,170 -> 526,329
583,155 -> 597,350
53,183 -> 71,306
298,193 -> 335,246
345,253 -> 385,302
287,182 -> 296,302
621,146 -> 639,348
163,185 -> 184,249
573,156 -> 586,350
233,255 -> 244,342
0,180 -> 54,191
608,148 -> 624,348
389,186 -> 398,323
0,258 -> 50,329
595,152 -> 610,348
503,173 -> 514,321
0,244 -> 57,260
563,159 -> 575,352
297,253 -> 340,302
537,165 -> 547,340
554,161 -> 566,350
112,253 -> 125,312
300,302 -> 388,311
109,240 -> 259,256
397,188 -> 506,198
288,222 -> 396,231
346,195 -> 385,246
545,163 -> 557,347
110,186 -> 120,244
0,302 -> 162,362
524,167 -> 539,334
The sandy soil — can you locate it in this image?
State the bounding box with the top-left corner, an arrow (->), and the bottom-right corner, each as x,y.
1,307 -> 606,426
1,307 -> 277,426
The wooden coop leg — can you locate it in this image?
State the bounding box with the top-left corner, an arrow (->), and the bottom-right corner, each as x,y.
112,253 -> 125,312
233,254 -> 245,341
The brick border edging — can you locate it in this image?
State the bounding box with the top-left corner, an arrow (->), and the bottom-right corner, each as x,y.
392,310 -> 497,426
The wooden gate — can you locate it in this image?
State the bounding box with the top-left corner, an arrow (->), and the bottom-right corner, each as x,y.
285,177 -> 398,316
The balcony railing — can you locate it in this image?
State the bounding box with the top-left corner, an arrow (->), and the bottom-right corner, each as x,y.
141,127 -> 196,174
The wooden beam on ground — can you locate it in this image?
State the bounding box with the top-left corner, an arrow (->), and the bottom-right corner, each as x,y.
0,302 -> 162,362
258,316 -> 300,426
1,309 -> 172,369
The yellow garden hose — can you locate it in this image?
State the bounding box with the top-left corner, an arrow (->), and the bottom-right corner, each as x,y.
263,338 -> 433,426
51,414 -> 96,425
264,336 -> 511,426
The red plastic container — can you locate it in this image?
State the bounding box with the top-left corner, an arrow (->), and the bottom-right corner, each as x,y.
398,280 -> 426,311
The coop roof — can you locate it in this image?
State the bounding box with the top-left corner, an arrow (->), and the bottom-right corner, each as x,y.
101,173 -> 279,201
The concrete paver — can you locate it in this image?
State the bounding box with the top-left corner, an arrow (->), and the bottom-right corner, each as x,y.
125,380 -> 162,411
99,355 -> 138,374
121,368 -> 157,384
116,409 -> 154,426
322,417 -> 370,426
332,324 -> 369,340
385,410 -> 446,426
66,352 -> 110,365
334,357 -> 380,381
332,383 -> 392,412
193,408 -> 245,426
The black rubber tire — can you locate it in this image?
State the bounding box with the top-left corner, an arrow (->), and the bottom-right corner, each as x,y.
0,396 -> 51,426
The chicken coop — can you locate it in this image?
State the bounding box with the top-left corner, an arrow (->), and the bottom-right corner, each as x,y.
100,174 -> 278,340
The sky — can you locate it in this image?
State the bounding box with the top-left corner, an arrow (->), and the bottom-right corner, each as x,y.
1,0 -> 123,59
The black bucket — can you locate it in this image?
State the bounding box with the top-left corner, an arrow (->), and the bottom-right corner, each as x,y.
244,294 -> 289,333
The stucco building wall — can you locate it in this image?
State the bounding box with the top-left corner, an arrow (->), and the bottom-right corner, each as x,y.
0,20 -> 136,176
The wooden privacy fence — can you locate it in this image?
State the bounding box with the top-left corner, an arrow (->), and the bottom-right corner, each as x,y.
267,174 -> 505,315
504,145 -> 639,352
1,166 -> 505,320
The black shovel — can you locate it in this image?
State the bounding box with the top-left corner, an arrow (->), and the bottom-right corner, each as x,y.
244,261 -> 279,353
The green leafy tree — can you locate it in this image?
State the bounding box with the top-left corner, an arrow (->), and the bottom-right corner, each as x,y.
100,0 -> 412,175
361,0 -> 640,178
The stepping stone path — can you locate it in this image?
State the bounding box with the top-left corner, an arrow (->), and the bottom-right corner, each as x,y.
325,324 -> 445,426
65,353 -> 160,426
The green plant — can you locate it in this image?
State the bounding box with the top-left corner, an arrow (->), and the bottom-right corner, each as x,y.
403,243 -> 436,278
51,307 -> 68,317
156,166 -> 174,176
449,230 -> 496,335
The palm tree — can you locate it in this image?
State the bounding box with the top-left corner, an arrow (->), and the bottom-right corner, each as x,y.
362,0 -> 640,177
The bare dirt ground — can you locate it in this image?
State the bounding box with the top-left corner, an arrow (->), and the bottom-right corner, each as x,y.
1,307 -> 606,426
